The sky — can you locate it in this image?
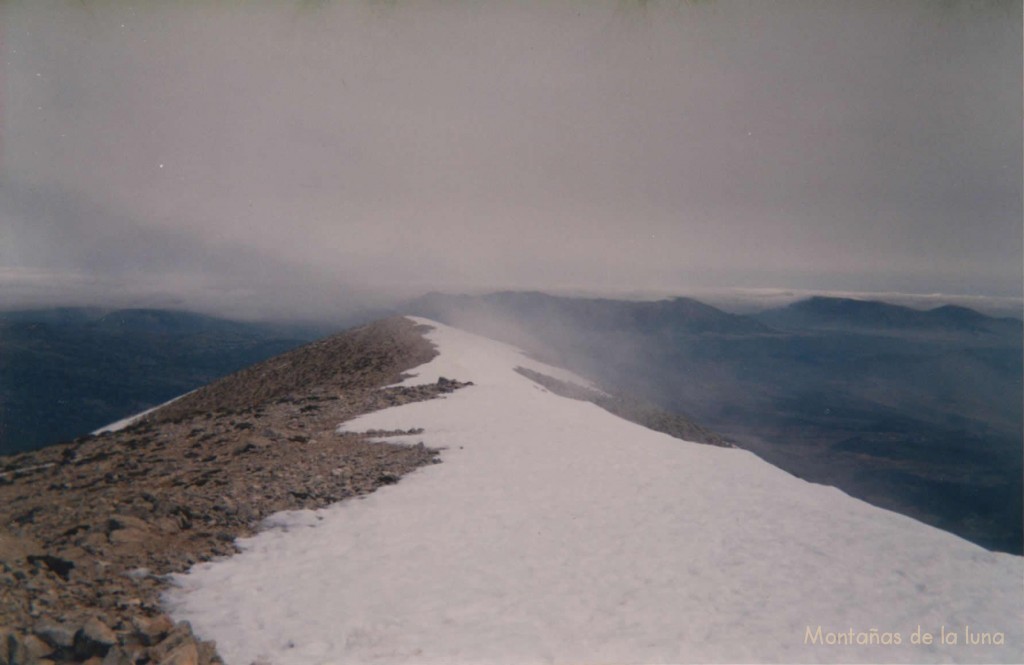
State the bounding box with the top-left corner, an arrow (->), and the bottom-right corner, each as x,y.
1,0 -> 1021,320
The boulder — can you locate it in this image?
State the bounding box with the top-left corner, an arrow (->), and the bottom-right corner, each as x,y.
0,630 -> 15,665
156,642 -> 198,665
147,622 -> 194,663
32,620 -> 75,651
132,614 -> 174,647
1,630 -> 48,665
25,555 -> 75,581
107,515 -> 150,533
73,617 -> 117,660
22,634 -> 52,662
101,645 -> 133,665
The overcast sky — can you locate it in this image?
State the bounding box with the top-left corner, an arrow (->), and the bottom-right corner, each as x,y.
1,0 -> 1020,319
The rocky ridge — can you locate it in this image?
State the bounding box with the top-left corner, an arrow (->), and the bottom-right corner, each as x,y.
0,318 -> 471,665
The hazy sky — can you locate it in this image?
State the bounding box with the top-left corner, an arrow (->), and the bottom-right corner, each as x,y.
1,0 -> 1020,319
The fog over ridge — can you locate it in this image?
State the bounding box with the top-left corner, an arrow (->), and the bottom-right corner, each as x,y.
1,0 -> 1019,319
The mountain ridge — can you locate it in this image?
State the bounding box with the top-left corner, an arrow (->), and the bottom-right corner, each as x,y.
164,316 -> 1024,665
401,290 -> 1023,555
0,315 -> 728,665
756,295 -> 1023,335
410,290 -> 773,336
0,318 -> 457,662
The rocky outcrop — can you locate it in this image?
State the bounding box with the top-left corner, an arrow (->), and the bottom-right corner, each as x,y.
1,616 -> 216,665
0,318 -> 467,664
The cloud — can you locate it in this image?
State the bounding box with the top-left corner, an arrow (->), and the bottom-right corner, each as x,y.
1,0 -> 1020,318
0,179 -> 375,319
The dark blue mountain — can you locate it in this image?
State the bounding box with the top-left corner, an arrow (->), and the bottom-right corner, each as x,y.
411,291 -> 771,336
757,296 -> 1022,336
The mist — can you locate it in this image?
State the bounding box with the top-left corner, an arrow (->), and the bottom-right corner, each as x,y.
2,0 -> 1020,320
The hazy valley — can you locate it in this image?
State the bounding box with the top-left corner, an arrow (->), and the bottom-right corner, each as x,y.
0,309 -> 334,456
407,292 -> 1024,554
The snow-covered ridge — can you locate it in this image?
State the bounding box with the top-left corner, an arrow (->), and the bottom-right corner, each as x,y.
92,391 -> 193,434
165,317 -> 1023,665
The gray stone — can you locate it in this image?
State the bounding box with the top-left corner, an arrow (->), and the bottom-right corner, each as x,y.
107,515 -> 151,533
33,619 -> 76,649
0,630 -> 13,665
3,631 -> 31,665
156,641 -> 198,665
132,614 -> 174,647
147,622 -> 194,662
21,635 -> 50,661
101,645 -> 133,665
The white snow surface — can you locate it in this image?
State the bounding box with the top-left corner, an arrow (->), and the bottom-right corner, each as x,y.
92,392 -> 192,434
165,317 -> 1023,664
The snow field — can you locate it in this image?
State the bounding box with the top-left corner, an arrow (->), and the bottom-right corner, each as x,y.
165,317 -> 1023,664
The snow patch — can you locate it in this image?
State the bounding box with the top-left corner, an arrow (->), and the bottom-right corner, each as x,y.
92,391 -> 193,434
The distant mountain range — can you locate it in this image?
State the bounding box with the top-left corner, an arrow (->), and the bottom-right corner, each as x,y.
757,295 -> 1023,336
406,291 -> 1023,554
411,291 -> 771,336
0,308 -> 332,455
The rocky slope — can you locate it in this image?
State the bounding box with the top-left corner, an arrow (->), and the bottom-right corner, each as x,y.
0,318 -> 471,665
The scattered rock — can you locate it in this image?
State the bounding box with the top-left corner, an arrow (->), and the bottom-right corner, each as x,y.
101,645 -> 133,665
132,614 -> 174,646
156,641 -> 198,665
108,529 -> 149,546
0,318 -> 458,665
21,634 -> 51,661
26,555 -> 75,581
33,619 -> 76,650
107,516 -> 151,533
147,622 -> 195,663
74,617 -> 117,659
1,631 -> 24,665
2,629 -> 54,665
